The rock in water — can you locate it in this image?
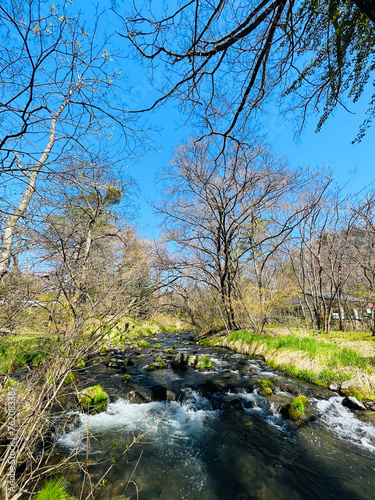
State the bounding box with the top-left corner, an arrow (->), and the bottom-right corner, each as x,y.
342,396 -> 366,411
172,352 -> 188,369
77,385 -> 108,415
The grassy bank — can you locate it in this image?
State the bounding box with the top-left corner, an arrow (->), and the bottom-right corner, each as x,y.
209,328 -> 375,400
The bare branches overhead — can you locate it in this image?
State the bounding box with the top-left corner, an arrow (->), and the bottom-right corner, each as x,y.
120,0 -> 375,141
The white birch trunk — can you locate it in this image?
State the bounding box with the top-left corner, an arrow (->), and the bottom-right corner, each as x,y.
0,83 -> 80,278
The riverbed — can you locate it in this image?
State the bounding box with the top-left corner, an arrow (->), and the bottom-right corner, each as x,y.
56,332 -> 375,500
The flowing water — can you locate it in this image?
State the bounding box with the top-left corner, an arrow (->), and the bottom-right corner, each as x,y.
56,333 -> 375,499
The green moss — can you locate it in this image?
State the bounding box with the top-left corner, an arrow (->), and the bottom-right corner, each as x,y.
349,388 -> 364,401
255,378 -> 274,395
139,341 -> 150,347
288,397 -> 306,420
122,374 -> 131,382
281,395 -> 309,421
34,476 -> 70,500
196,356 -> 212,370
296,395 -> 308,406
78,385 -> 108,415
154,343 -> 161,348
76,359 -> 85,369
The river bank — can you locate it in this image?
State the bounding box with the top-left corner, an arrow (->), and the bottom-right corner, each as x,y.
205,328 -> 375,404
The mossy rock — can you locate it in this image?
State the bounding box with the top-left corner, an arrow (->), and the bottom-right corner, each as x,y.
139,341 -> 150,347
147,358 -> 167,371
64,372 -> 77,385
195,356 -> 211,370
122,374 -> 131,382
296,395 -> 308,406
77,385 -> 108,415
281,395 -> 308,421
255,378 -> 274,396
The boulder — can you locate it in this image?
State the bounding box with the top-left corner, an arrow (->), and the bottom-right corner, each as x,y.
77,385 -> 108,415
127,391 -> 151,404
281,395 -> 309,421
329,383 -> 338,392
342,396 -> 366,411
172,352 -> 188,369
339,379 -> 361,397
151,385 -> 176,402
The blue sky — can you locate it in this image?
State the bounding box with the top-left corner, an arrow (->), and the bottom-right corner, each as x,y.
73,1 -> 375,238
127,85 -> 375,238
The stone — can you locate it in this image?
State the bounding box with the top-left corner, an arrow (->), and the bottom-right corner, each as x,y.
187,355 -> 197,367
224,396 -> 243,408
281,395 -> 308,421
329,383 -> 338,392
339,379 -> 361,397
342,396 -> 366,411
127,390 -> 152,404
77,385 -> 108,414
172,352 -> 188,369
151,385 -> 176,402
278,383 -> 299,395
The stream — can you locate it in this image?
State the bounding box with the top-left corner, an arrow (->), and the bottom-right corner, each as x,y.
55,332 -> 375,500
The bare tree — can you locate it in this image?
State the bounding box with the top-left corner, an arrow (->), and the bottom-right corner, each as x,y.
348,193 -> 375,335
158,137 -> 329,331
0,0 -> 146,278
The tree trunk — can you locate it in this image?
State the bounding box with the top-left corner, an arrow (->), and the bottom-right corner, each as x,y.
0,83 -> 80,278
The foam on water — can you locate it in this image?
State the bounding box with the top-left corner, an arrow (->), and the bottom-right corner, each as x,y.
316,396 -> 375,453
58,390 -> 218,451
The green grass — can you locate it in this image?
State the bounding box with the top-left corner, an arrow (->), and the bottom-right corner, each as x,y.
34,476 -> 70,500
0,336 -> 52,373
227,330 -> 368,369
